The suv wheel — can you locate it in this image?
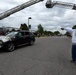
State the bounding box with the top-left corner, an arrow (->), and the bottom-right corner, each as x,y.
30,40 -> 34,45
7,43 -> 15,52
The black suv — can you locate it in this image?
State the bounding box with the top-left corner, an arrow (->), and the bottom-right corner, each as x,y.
0,30 -> 35,52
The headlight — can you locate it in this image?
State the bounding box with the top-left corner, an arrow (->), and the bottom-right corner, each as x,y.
0,40 -> 3,44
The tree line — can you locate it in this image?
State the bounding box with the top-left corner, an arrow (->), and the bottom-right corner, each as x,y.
11,23 -> 76,37
19,23 -> 61,37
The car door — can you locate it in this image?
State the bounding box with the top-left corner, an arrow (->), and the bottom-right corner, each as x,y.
24,32 -> 30,43
15,32 -> 25,46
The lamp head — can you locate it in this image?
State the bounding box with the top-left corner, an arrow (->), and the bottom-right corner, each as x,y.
28,17 -> 32,19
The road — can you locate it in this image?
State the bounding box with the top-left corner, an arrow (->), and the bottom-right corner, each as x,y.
0,36 -> 76,75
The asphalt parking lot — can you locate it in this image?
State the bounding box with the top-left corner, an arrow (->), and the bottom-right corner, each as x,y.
0,36 -> 76,75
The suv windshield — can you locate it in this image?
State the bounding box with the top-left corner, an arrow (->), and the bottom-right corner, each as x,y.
6,32 -> 18,37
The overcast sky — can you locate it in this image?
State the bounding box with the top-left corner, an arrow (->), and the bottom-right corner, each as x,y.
0,0 -> 76,32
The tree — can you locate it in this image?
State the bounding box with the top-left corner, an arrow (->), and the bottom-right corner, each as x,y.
65,32 -> 71,37
37,24 -> 44,35
54,31 -> 60,35
44,30 -> 47,35
11,28 -> 15,31
44,30 -> 54,36
47,31 -> 54,36
20,23 -> 28,30
72,25 -> 76,29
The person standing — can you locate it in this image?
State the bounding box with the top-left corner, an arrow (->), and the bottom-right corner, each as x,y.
61,27 -> 76,63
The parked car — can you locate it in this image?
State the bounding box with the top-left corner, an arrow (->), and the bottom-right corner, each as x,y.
0,30 -> 35,52
0,27 -> 6,35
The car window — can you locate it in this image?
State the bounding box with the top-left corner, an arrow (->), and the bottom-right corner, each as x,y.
25,32 -> 29,35
21,32 -> 25,36
30,32 -> 34,36
17,32 -> 24,37
18,33 -> 22,37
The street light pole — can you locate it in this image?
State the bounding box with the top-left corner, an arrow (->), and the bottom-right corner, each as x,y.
28,17 -> 32,31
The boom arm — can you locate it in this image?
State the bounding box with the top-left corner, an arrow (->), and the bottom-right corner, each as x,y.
46,0 -> 76,10
0,0 -> 44,20
1,0 -> 76,20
